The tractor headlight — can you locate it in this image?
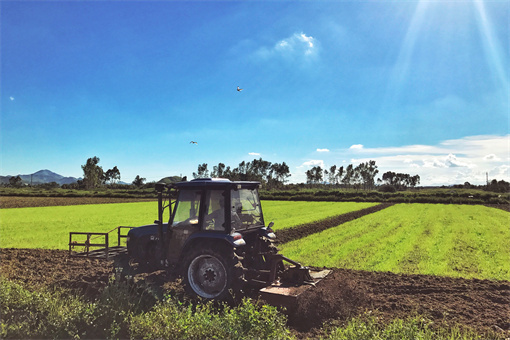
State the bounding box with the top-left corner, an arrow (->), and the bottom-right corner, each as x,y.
231,232 -> 246,246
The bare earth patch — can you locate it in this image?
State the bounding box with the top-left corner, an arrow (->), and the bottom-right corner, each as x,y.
0,196 -> 155,209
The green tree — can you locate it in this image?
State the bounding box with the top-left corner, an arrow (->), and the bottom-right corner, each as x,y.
342,164 -> 354,188
9,176 -> 22,188
328,165 -> 337,185
104,166 -> 121,185
306,166 -> 323,184
357,160 -> 379,190
193,163 -> 209,179
211,163 -> 227,178
81,157 -> 104,189
270,162 -> 291,186
132,175 -> 146,187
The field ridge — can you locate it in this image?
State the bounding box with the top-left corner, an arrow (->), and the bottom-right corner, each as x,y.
275,203 -> 394,244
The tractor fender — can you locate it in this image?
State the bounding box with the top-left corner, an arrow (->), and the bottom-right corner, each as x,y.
127,223 -> 168,259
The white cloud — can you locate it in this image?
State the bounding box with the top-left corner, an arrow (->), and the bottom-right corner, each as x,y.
317,148 -> 329,152
248,152 -> 260,156
484,154 -> 501,161
256,32 -> 319,62
10,96 -> 14,101
333,135 -> 509,186
299,159 -> 324,168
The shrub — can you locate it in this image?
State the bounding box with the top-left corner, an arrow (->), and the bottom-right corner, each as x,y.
129,298 -> 291,340
326,314 -> 499,340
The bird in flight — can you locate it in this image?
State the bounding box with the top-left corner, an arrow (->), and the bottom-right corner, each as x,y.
190,141 -> 198,145
237,86 -> 243,92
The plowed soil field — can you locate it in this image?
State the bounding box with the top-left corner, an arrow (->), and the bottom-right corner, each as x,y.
2,248 -> 508,338
1,198 -> 509,338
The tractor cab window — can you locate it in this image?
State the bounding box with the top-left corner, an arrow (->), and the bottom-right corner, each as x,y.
231,188 -> 263,230
172,190 -> 201,227
202,190 -> 226,231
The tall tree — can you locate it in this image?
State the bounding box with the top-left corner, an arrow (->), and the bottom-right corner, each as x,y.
9,176 -> 22,188
211,163 -> 226,178
132,175 -> 146,187
342,164 -> 354,188
328,165 -> 337,185
193,163 -> 209,179
81,156 -> 104,189
105,166 -> 121,185
357,160 -> 378,190
306,166 -> 323,184
336,166 -> 344,185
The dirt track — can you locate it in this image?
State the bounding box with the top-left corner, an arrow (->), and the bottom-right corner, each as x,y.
1,248 -> 508,338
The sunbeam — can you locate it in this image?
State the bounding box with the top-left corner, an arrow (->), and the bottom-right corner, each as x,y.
382,1 -> 430,110
473,0 -> 510,92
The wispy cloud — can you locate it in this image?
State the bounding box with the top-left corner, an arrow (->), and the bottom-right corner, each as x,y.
345,135 -> 509,185
256,32 -> 319,62
349,144 -> 363,150
249,152 -> 261,156
10,96 -> 14,101
299,159 -> 324,168
317,148 -> 329,152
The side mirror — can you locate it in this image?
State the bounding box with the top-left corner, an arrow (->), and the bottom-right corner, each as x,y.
267,221 -> 274,229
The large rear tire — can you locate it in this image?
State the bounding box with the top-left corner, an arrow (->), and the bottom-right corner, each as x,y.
183,245 -> 243,300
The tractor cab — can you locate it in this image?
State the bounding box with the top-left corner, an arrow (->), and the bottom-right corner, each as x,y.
170,178 -> 264,234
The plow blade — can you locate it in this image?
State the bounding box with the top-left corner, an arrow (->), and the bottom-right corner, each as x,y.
258,269 -> 331,309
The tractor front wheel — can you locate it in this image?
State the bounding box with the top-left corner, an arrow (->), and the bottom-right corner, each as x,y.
183,246 -> 240,300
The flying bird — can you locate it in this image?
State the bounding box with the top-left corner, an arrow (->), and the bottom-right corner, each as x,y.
190,141 -> 198,145
237,86 -> 243,92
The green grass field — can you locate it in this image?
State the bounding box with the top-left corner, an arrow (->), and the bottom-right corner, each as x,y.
279,204 -> 510,281
0,202 -> 163,249
2,201 -> 509,281
261,201 -> 379,230
0,201 -> 373,249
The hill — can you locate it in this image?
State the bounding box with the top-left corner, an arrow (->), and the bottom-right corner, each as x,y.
0,169 -> 80,185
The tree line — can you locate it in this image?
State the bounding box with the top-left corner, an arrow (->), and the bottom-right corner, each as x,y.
66,157 -> 146,189
4,156 -> 509,194
192,158 -> 291,189
304,161 -> 420,191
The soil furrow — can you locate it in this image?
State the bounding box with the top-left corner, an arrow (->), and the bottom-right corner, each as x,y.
275,203 -> 394,244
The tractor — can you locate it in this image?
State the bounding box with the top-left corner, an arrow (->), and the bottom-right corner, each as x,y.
126,178 -> 324,300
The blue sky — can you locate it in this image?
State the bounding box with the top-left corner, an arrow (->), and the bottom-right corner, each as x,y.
1,1 -> 508,185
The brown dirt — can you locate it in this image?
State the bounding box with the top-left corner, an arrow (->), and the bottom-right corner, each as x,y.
1,248 -> 508,338
0,196 -> 155,209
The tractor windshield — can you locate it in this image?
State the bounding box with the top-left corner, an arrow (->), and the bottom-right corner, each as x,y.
230,188 -> 264,230
172,190 -> 201,227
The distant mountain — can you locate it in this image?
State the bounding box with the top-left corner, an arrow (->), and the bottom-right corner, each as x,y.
0,169 -> 80,185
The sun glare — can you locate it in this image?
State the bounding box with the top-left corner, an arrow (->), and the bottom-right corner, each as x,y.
382,0 -> 508,111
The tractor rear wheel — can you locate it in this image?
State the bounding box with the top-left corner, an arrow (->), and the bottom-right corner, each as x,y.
183,245 -> 243,300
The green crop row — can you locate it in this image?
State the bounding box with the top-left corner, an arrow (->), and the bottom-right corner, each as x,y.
279,204 -> 510,281
262,201 -> 378,230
